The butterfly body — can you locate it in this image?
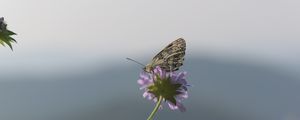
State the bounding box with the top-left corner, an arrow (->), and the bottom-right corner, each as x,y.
144,38 -> 186,73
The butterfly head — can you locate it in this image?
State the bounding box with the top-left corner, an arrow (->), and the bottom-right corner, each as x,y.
143,64 -> 154,73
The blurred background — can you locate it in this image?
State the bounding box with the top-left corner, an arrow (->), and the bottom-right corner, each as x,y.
1,0 -> 300,120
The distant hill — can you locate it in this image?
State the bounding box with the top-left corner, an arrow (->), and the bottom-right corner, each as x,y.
0,57 -> 299,120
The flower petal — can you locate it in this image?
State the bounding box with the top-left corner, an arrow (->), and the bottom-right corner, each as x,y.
152,66 -> 166,81
177,91 -> 188,100
167,102 -> 178,110
159,105 -> 163,110
143,92 -> 155,100
183,85 -> 189,90
176,72 -> 187,81
138,72 -> 153,88
167,101 -> 186,112
176,102 -> 186,112
143,92 -> 150,98
153,66 -> 166,78
137,79 -> 146,85
153,97 -> 158,102
138,78 -> 152,85
173,72 -> 187,85
140,72 -> 150,80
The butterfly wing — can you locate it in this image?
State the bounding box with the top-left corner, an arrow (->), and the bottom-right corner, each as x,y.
144,38 -> 186,72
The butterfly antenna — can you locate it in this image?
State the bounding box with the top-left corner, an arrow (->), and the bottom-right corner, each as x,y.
126,58 -> 146,67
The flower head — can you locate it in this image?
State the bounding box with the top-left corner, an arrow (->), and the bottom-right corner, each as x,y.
0,17 -> 4,32
0,17 -> 17,50
138,66 -> 189,112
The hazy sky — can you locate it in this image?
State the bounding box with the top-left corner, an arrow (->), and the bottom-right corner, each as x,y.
1,0 -> 300,78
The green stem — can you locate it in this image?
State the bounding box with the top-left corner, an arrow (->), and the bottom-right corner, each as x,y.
147,96 -> 163,120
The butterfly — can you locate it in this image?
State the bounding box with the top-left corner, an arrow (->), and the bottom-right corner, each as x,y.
143,38 -> 186,73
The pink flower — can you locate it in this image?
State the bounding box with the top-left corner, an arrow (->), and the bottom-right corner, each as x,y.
138,66 -> 189,112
